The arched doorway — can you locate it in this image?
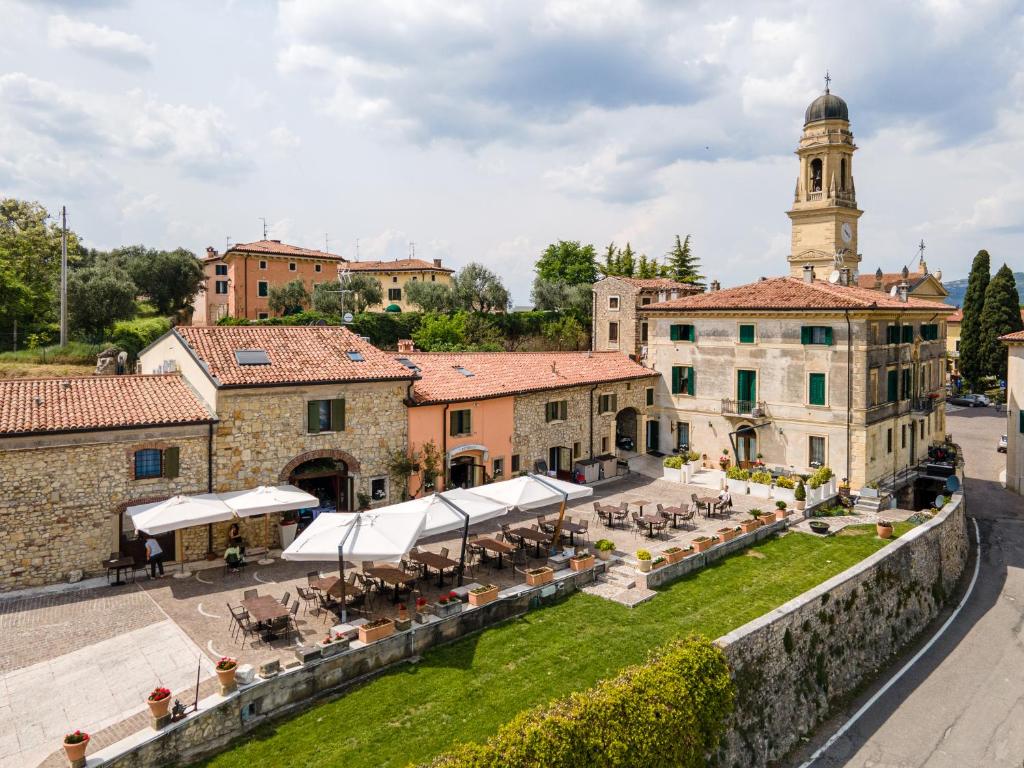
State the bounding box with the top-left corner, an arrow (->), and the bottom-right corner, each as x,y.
288,456 -> 350,512
449,456 -> 485,488
735,425 -> 758,469
615,407 -> 639,453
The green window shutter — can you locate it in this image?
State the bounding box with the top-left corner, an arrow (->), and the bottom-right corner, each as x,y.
671,366 -> 682,394
902,370 -> 911,400
809,373 -> 826,406
887,371 -> 898,402
610,394 -> 617,412
307,400 -> 321,434
686,367 -> 695,396
686,325 -> 695,342
902,325 -> 914,343
163,447 -> 179,479
1019,411 -> 1024,434
465,410 -> 472,433
739,324 -> 755,343
824,327 -> 834,345
331,399 -> 345,431
801,326 -> 811,344
670,325 -> 681,341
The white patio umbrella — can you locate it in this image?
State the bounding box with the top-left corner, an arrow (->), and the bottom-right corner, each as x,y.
466,474 -> 594,553
126,494 -> 234,578
221,484 -> 319,565
377,489 -> 510,584
282,510 -> 426,621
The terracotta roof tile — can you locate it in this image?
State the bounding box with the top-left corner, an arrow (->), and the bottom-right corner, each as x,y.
175,326 -> 416,387
346,258 -> 454,273
407,351 -> 656,404
644,276 -> 955,313
226,240 -> 344,261
0,375 -> 212,436
609,276 -> 702,291
1000,328 -> 1024,343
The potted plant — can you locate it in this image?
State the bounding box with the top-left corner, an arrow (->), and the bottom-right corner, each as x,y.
739,511 -> 760,534
594,538 -> 615,561
635,549 -> 653,572
147,686 -> 172,719
877,520 -> 894,539
809,520 -> 830,535
395,603 -> 412,631
756,508 -> 776,526
215,657 -> 238,689
718,449 -> 731,470
749,470 -> 772,497
63,731 -> 89,763
717,526 -> 737,543
358,618 -> 396,644
794,480 -> 807,511
414,596 -> 431,623
692,535 -> 713,553
317,630 -> 350,656
651,556 -> 667,569
356,491 -> 372,511
773,475 -> 797,504
662,454 -> 684,482
663,546 -> 687,564
469,583 -> 500,606
570,551 -> 595,571
526,566 -> 554,586
726,466 -> 750,494
278,510 -> 299,549
774,500 -> 788,521
436,590 -> 463,617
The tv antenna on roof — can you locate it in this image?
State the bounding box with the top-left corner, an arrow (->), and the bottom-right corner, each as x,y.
916,239 -> 926,266
828,270 -> 841,284
325,269 -> 355,324
258,217 -> 268,239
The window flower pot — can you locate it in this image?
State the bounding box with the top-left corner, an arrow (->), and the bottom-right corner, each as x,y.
739,520 -> 760,534
717,527 -> 737,543
526,567 -> 554,586
663,547 -> 687,564
358,619 -> 396,644
757,513 -> 776,526
468,584 -> 500,606
692,537 -> 713,553
569,554 -> 595,572
876,522 -> 894,539
63,734 -> 89,763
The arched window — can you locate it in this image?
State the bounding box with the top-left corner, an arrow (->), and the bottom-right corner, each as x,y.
810,158 -> 823,192
840,158 -> 847,191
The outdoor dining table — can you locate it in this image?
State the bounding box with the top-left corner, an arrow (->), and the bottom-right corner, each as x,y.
473,537 -> 515,569
409,551 -> 460,587
509,527 -> 553,557
540,520 -> 586,545
697,496 -> 720,517
660,506 -> 689,528
637,513 -> 665,537
310,575 -> 364,600
241,595 -> 290,639
594,504 -> 618,527
365,566 -> 417,603
103,555 -> 136,587
632,499 -> 651,514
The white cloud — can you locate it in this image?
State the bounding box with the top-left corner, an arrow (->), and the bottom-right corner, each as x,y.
269,125 -> 302,149
48,14 -> 154,68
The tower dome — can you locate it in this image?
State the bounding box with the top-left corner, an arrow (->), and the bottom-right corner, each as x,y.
804,90 -> 849,124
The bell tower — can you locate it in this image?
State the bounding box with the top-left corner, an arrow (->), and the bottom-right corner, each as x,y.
787,74 -> 863,279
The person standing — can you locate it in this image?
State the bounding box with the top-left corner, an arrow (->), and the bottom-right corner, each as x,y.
143,533 -> 165,578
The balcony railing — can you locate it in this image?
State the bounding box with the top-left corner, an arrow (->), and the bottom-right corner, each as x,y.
721,399 -> 768,417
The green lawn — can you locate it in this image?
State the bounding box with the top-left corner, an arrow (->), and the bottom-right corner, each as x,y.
197,527 -> 909,768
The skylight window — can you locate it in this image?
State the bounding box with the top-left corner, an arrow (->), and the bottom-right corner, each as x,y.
395,357 -> 420,371
454,366 -> 475,377
235,349 -> 270,365
346,351 -> 365,362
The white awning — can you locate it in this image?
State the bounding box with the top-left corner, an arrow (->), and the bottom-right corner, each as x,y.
281,511 -> 426,562
220,484 -> 319,518
126,494 -> 235,536
464,473 -> 593,511
377,489 -> 509,537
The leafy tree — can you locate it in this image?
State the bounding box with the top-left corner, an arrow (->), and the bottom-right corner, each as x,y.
492,310 -> 551,351
979,263 -> 1024,383
665,234 -> 703,284
413,312 -> 468,351
637,253 -> 660,278
312,273 -> 382,314
617,243 -> 636,277
268,278 -> 310,316
452,263 -> 509,313
118,246 -> 205,316
535,240 -> 598,285
959,250 -> 991,390
462,312 -> 504,350
405,279 -> 455,313
600,242 -> 619,276
530,279 -> 592,316
542,315 -> 587,350
67,264 -> 137,340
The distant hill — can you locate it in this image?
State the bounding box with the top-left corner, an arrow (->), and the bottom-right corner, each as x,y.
943,272 -> 1024,307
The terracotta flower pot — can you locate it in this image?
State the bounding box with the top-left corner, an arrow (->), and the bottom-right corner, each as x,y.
148,695 -> 171,719
717,527 -> 737,542
526,567 -> 554,586
63,736 -> 89,763
739,520 -> 760,534
358,619 -> 396,644
692,538 -> 712,553
468,585 -> 499,606
664,548 -> 686,564
216,665 -> 237,689
876,523 -> 893,539
570,555 -> 595,572
757,513 -> 776,526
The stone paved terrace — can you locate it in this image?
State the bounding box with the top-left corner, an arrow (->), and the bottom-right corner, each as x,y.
12,471 -> 785,767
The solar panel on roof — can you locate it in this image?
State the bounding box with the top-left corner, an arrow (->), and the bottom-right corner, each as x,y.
235,349 -> 270,365
346,351 -> 365,362
395,357 -> 419,371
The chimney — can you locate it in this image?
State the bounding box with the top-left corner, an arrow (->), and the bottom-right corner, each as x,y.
897,281 -> 910,303
433,258 -> 442,268
206,246 -> 218,258
802,264 -> 815,284
397,339 -> 415,353
710,279 -> 721,292
839,267 -> 851,286
874,267 -> 883,290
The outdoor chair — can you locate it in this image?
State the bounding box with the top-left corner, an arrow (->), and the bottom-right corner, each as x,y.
361,560 -> 375,572
679,505 -> 696,530
648,516 -> 668,539
243,588 -> 258,600
296,587 -> 317,617
630,510 -> 643,535
306,571 -> 320,587
576,519 -> 589,543
439,546 -> 450,559
317,591 -> 342,623
612,503 -> 629,526
226,603 -> 245,639
233,612 -> 260,646
280,591 -> 290,606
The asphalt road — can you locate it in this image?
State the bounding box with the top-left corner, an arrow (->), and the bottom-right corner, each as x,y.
789,406 -> 1024,768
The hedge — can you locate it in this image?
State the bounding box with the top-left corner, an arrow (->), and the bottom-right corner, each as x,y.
426,636 -> 734,768
110,316 -> 172,358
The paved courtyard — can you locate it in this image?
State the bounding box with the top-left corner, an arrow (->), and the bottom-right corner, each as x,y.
4,468 -> 788,766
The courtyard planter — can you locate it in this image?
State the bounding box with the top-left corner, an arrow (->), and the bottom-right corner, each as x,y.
63,732 -> 89,763
569,553 -> 595,572
595,539 -> 615,561
526,567 -> 554,586
636,558 -> 653,573
717,527 -> 738,543
316,633 -> 350,656
147,687 -> 172,719
756,512 -> 776,526
663,546 -> 688,564
775,507 -> 788,521
358,618 -> 396,644
468,584 -> 500,606
876,521 -> 894,539
809,521 -> 830,535
807,485 -> 823,506
434,599 -> 463,618
692,536 -> 713,553
795,499 -> 806,512
726,479 -> 749,495
650,557 -> 667,570
772,487 -> 796,505
748,481 -> 771,498
739,519 -> 760,534
215,657 -> 237,690
662,466 -> 682,483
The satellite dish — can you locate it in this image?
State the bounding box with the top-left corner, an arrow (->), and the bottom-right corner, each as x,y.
889,286 -> 899,297
945,476 -> 961,493
343,312 -> 354,324
828,270 -> 841,284
934,495 -> 946,508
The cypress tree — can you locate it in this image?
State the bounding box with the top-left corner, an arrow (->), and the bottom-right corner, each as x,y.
664,234 -> 704,284
958,249 -> 990,390
617,243 -> 636,277
979,263 -> 1023,384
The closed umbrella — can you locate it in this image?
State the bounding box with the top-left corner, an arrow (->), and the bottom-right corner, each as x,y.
126,494 -> 234,578
221,484 -> 319,565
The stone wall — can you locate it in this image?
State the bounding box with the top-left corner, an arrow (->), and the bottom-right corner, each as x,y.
592,278 -> 640,356
716,493 -> 969,766
0,425 -> 210,591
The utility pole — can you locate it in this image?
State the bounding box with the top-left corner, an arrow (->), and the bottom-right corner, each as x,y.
59,205 -> 68,347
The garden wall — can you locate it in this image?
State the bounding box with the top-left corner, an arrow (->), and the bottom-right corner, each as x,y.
715,493 -> 969,766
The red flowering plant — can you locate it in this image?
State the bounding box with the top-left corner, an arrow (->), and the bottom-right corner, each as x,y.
215,657 -> 237,672
438,595 -> 449,605
64,730 -> 89,745
415,597 -> 427,609
148,687 -> 171,702
448,590 -> 459,602
322,631 -> 346,644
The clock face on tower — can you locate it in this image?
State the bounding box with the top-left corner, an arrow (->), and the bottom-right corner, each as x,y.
841,222 -> 853,244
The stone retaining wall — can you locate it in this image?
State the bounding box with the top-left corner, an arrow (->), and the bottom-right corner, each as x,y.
716,493 -> 968,766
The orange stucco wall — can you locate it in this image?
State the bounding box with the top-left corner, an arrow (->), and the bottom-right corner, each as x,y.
407,397 -> 515,495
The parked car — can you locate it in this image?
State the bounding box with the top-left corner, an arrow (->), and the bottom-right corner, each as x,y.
615,435 -> 635,451
999,434 -> 1008,453
948,394 -> 991,407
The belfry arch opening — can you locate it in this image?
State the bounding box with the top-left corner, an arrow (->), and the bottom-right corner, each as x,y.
810,158 -> 823,192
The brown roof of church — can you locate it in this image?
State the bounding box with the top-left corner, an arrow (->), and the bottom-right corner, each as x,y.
0,375 -> 213,436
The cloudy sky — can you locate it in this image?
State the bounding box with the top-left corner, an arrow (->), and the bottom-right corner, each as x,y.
1,1 -> 1021,303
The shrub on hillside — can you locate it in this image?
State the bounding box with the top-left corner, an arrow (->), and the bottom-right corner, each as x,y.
110,317 -> 171,358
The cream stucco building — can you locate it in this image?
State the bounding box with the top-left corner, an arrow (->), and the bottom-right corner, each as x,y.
1002,330 -> 1024,494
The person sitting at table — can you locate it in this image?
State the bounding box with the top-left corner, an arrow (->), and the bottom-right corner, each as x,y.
228,522 -> 245,554
224,544 -> 244,572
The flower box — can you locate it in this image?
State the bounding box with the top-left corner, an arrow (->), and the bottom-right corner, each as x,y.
650,557 -> 667,569
358,618 -> 395,644
739,519 -> 760,534
526,567 -> 554,586
394,617 -> 413,632
772,487 -> 796,505
662,466 -> 683,483
434,600 -> 463,618
316,636 -> 350,657
692,536 -> 713,553
748,481 -> 772,498
756,513 -> 776,526
726,479 -> 749,494
717,527 -> 737,543
468,584 -> 500,606
569,554 -> 595,572
415,610 -> 432,624
663,547 -> 688,564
